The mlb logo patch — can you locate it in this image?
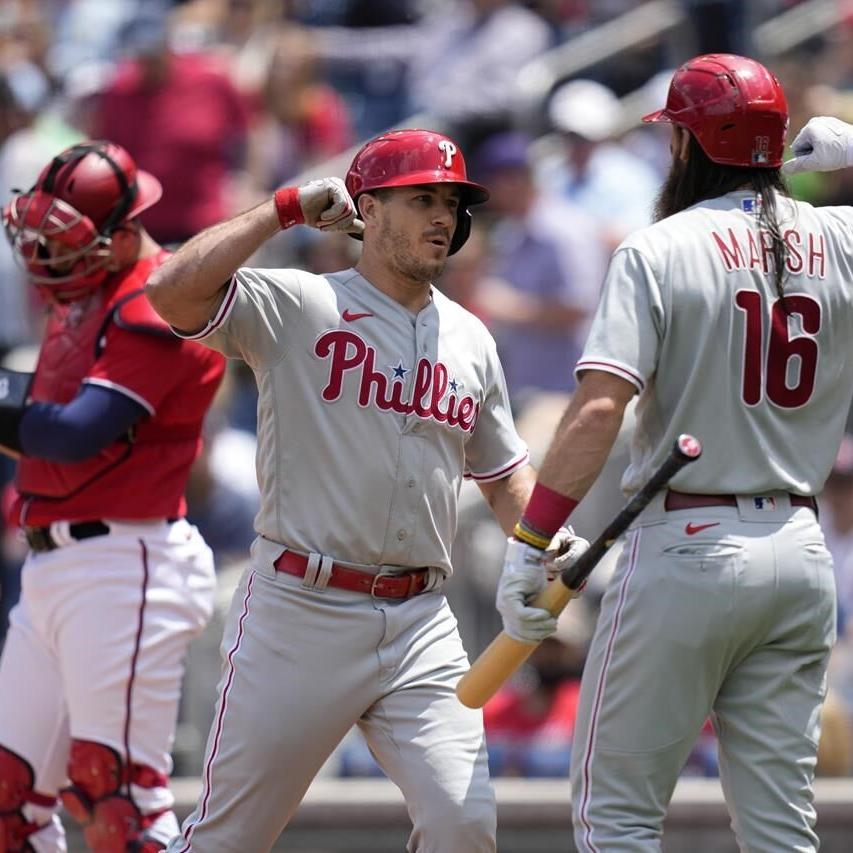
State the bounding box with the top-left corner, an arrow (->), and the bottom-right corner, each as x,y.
752,136 -> 770,165
741,196 -> 762,215
753,496 -> 777,511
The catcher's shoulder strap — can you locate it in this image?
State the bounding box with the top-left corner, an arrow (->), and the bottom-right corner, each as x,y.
95,289 -> 176,358
112,289 -> 176,339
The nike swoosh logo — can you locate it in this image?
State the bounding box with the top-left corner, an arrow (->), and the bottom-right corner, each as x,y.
685,522 -> 721,536
342,309 -> 374,321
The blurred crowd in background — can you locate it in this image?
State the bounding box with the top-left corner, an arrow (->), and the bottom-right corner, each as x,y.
2,0 -> 853,784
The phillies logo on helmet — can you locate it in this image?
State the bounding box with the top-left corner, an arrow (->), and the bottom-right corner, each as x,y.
438,140 -> 457,168
315,329 -> 481,432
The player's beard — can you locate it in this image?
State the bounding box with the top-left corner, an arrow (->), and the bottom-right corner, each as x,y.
652,156 -> 689,221
376,216 -> 446,284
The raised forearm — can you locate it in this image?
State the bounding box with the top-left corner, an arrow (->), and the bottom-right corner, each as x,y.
537,382 -> 628,499
146,199 -> 280,333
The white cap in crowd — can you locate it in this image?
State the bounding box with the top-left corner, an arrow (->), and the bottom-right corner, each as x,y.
548,78 -> 623,142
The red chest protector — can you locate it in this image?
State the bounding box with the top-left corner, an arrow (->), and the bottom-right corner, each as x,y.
17,253 -> 171,501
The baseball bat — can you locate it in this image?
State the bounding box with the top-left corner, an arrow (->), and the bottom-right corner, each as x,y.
456,433 -> 702,709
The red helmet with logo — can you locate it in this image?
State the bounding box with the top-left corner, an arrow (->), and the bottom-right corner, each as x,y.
642,54 -> 788,168
345,129 -> 489,255
3,141 -> 162,301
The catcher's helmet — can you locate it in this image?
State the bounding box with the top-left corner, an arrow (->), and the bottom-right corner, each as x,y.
642,54 -> 788,168
3,141 -> 162,301
345,129 -> 489,255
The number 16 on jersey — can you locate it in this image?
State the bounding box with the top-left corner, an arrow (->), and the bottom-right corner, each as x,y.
735,290 -> 820,408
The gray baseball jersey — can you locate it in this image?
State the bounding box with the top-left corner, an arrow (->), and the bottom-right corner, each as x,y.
170,266 -> 525,852
577,190 -> 853,496
569,189 -> 845,851
180,267 -> 528,574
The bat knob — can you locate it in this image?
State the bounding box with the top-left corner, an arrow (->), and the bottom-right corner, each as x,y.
676,434 -> 702,460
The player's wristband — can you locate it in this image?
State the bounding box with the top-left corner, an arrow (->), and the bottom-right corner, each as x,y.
273,186 -> 305,230
514,483 -> 578,550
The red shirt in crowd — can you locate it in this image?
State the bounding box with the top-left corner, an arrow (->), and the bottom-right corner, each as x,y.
93,53 -> 250,243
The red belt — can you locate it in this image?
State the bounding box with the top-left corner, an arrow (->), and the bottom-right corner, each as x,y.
273,551 -> 433,599
665,490 -> 817,512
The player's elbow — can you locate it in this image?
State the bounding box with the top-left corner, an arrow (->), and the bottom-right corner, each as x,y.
572,371 -> 635,431
145,265 -> 196,332
578,395 -> 627,433
145,261 -> 222,336
144,266 -> 174,321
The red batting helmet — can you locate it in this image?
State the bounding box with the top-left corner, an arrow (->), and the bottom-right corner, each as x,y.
345,129 -> 489,255
642,54 -> 788,168
3,141 -> 162,302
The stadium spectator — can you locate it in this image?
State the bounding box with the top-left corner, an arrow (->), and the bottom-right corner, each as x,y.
247,26 -> 353,192
312,0 -> 554,148
471,131 -> 605,405
0,64 -> 64,358
436,223 -> 492,323
185,427 -> 257,568
820,434 -> 853,628
541,78 -> 660,250
89,7 -> 250,244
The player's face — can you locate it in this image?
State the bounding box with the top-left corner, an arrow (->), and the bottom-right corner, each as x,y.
373,185 -> 460,283
43,237 -> 80,275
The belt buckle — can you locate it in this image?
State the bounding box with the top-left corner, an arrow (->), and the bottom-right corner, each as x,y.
370,571 -> 395,599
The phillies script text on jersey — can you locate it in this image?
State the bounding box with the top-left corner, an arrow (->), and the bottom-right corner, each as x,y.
712,227 -> 826,278
315,329 -> 481,432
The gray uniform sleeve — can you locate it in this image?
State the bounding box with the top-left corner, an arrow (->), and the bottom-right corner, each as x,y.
464,334 -> 529,482
574,246 -> 665,392
172,268 -> 303,371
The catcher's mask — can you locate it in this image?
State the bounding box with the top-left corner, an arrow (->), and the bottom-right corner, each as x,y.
345,129 -> 489,255
3,141 -> 162,302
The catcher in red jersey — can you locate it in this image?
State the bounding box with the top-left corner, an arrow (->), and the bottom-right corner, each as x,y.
0,141 -> 225,852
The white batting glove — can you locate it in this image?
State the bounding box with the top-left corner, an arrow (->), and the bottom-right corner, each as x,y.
298,177 -> 364,233
543,526 -> 590,583
782,116 -> 853,176
496,539 -> 558,643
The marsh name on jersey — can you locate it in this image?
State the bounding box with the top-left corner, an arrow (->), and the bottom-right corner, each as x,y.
712,226 -> 826,278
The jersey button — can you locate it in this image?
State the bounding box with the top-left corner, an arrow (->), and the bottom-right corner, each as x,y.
411,423 -> 421,433
407,478 -> 416,488
397,529 -> 408,541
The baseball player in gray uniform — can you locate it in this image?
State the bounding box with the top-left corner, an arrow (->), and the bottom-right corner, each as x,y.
496,55 -> 853,851
145,129 -> 585,852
